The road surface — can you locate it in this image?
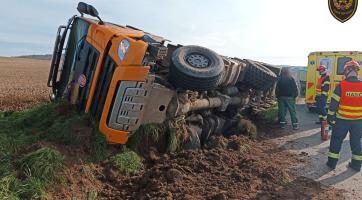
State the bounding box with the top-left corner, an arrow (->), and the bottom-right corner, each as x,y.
270,104 -> 362,200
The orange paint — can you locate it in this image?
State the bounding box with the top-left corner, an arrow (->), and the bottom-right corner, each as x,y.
84,23 -> 116,113
99,66 -> 150,144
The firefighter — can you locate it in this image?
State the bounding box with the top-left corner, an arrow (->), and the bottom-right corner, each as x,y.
315,65 -> 330,124
326,60 -> 362,171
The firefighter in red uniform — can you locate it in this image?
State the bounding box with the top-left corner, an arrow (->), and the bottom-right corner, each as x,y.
315,65 -> 330,124
327,60 -> 362,171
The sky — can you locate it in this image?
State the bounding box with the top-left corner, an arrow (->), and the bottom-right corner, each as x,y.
1,0 -> 362,66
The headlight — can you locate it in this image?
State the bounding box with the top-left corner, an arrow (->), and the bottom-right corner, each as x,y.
118,39 -> 130,61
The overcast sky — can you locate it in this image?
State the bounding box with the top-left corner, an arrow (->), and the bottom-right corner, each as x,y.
1,0 -> 362,65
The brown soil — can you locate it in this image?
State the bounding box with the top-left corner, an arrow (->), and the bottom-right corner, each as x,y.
0,57 -> 50,111
57,136 -> 342,200
3,58 -> 345,199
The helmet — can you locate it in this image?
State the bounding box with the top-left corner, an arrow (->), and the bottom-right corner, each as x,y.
344,60 -> 360,71
317,65 -> 327,72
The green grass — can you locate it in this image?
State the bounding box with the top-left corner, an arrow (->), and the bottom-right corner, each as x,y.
18,147 -> 64,183
167,127 -> 179,152
16,176 -> 46,199
110,151 -> 143,175
0,102 -> 110,199
126,123 -> 164,152
89,120 -> 109,162
0,174 -> 20,200
258,106 -> 278,123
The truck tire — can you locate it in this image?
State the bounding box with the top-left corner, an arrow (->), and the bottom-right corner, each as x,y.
242,60 -> 277,91
170,45 -> 224,90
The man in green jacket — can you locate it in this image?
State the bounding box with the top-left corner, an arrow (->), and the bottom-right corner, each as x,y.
275,67 -> 299,130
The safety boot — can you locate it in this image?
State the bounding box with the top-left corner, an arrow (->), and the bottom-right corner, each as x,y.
280,122 -> 286,129
326,159 -> 337,170
292,123 -> 299,130
348,162 -> 361,172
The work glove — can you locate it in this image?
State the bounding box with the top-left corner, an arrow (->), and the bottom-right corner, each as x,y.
327,115 -> 336,127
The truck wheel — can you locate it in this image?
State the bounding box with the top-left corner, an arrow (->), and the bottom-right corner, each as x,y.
170,45 -> 224,90
242,60 -> 277,91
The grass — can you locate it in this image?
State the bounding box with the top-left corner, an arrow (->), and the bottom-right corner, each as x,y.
110,151 -> 143,175
18,147 -> 64,183
0,102 -> 110,199
258,106 -> 278,123
167,127 -> 179,152
126,122 -> 183,154
126,123 -> 164,152
0,174 -> 20,200
17,176 -> 46,199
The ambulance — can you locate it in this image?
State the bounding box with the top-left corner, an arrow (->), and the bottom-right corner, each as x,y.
306,51 -> 362,110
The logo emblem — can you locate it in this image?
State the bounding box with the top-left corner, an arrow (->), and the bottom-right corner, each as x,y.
78,74 -> 87,88
329,0 -> 358,23
118,39 -> 130,61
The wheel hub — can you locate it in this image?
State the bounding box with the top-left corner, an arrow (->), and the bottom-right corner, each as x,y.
186,53 -> 210,68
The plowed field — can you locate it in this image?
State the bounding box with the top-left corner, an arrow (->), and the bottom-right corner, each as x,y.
0,57 -> 50,111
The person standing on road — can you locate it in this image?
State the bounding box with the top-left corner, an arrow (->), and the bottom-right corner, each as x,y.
326,60 -> 362,172
275,67 -> 299,130
315,65 -> 330,124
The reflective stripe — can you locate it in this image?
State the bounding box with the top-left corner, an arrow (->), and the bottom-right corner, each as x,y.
328,152 -> 340,159
336,113 -> 362,120
322,91 -> 328,95
328,110 -> 335,115
352,154 -> 362,161
340,105 -> 362,110
338,110 -> 362,116
332,93 -> 340,101
322,81 -> 330,86
318,115 -> 327,119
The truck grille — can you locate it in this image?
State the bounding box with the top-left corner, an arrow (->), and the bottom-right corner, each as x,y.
90,55 -> 116,119
77,41 -> 100,111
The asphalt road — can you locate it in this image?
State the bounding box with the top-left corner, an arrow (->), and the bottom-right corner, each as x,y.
271,104 -> 362,200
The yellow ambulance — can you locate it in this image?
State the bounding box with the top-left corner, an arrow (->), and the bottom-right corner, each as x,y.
306,51 -> 362,110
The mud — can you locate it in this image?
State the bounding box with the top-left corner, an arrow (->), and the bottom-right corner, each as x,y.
95,136 -> 344,200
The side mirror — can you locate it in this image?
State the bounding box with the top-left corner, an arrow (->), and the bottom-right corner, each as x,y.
77,2 -> 104,25
77,2 -> 88,16
87,5 -> 99,17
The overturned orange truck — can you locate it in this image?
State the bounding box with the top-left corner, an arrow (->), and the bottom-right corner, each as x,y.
48,2 -> 280,145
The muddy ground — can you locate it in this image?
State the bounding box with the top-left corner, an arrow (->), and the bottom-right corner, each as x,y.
49,132 -> 344,200
98,136 -> 343,200
1,58 -> 346,199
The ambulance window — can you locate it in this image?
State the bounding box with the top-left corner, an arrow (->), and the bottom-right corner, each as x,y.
337,57 -> 352,75
319,58 -> 332,71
